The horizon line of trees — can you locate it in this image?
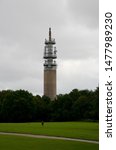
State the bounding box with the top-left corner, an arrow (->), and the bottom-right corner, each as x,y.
0,87 -> 99,122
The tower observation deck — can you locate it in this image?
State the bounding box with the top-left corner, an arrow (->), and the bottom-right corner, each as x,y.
43,28 -> 57,100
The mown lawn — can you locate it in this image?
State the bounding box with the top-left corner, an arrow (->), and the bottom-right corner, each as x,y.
0,135 -> 99,150
0,122 -> 99,141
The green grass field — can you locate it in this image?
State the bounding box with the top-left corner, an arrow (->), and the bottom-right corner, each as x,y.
0,122 -> 99,141
0,135 -> 99,150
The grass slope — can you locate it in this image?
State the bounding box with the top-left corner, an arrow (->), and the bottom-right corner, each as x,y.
0,135 -> 99,150
0,122 -> 99,141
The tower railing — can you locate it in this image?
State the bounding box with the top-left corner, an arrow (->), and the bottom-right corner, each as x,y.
43,53 -> 57,58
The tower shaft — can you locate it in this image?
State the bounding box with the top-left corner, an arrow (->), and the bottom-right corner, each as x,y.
44,70 -> 56,99
43,28 -> 57,100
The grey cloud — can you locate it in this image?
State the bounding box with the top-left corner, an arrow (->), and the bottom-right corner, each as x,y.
0,0 -> 66,41
67,0 -> 99,29
58,58 -> 98,94
57,27 -> 98,60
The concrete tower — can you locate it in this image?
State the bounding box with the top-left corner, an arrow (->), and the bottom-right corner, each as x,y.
43,28 -> 57,100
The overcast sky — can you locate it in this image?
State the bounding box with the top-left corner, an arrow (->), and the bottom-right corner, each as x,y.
0,0 -> 99,95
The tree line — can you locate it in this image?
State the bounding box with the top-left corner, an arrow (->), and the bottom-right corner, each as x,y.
0,88 -> 99,122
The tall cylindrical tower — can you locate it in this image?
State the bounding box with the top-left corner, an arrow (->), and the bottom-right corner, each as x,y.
43,28 -> 57,100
